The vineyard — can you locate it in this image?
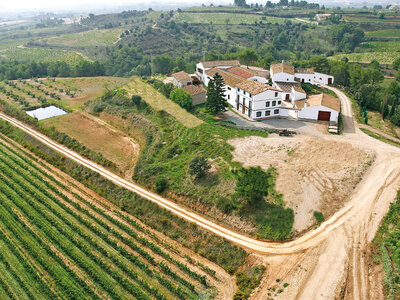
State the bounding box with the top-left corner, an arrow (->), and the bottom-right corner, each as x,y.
0,133 -> 225,299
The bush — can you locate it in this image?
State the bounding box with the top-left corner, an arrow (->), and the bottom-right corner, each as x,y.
233,270 -> 261,300
170,88 -> 192,111
313,211 -> 325,224
154,176 -> 168,193
235,167 -> 274,204
188,156 -> 211,179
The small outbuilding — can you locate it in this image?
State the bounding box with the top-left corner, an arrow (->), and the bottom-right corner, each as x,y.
297,93 -> 340,123
172,71 -> 193,88
182,85 -> 206,106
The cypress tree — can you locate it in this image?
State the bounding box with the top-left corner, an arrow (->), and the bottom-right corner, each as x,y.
206,73 -> 227,115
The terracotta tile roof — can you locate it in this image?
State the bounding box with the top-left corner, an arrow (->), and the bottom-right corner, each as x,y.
236,80 -> 280,95
295,99 -> 307,109
201,60 -> 240,68
226,66 -> 258,79
270,62 -> 295,75
292,86 -> 306,94
306,93 -> 340,111
206,68 -> 244,87
182,85 -> 205,96
173,71 -> 192,82
295,68 -> 314,74
274,81 -> 302,93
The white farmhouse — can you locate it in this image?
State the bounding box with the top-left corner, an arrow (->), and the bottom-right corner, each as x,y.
295,68 -> 316,84
297,93 -> 339,122
270,62 -> 295,82
196,60 -> 240,83
236,80 -> 282,119
273,81 -> 306,102
204,68 -> 244,107
314,72 -> 334,85
172,71 -> 193,88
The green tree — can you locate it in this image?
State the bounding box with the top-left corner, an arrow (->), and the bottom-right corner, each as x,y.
153,54 -> 174,74
170,88 -> 192,110
206,73 -> 227,115
239,49 -> 259,68
392,58 -> 400,71
155,176 -> 168,193
189,156 -> 211,179
234,0 -> 247,7
235,167 -> 273,204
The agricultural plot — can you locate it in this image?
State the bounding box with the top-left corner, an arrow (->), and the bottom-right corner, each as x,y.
42,112 -> 139,175
2,47 -> 86,64
173,12 -> 288,25
0,134 -> 219,299
41,28 -> 124,47
366,29 -> 400,38
331,51 -> 400,64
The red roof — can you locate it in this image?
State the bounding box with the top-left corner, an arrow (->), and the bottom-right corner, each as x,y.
226,67 -> 256,79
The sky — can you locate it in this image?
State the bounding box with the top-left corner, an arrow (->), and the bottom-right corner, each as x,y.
0,0 -> 226,12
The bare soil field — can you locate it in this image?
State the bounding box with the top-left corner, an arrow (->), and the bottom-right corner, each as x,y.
42,112 -> 138,175
228,135 -> 374,233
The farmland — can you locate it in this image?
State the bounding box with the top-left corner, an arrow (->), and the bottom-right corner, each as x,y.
365,28 -> 400,38
173,12 -> 289,25
0,132 -> 226,299
1,47 -> 87,64
39,28 -> 124,47
331,51 -> 400,64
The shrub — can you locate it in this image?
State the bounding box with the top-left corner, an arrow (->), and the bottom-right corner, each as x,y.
235,167 -> 273,204
313,211 -> 325,224
170,88 -> 192,111
154,176 -> 168,193
188,156 -> 211,179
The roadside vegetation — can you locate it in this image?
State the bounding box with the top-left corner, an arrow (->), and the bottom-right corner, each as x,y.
373,191 -> 400,299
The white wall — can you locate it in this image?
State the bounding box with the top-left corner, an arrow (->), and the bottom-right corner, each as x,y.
297,105 -> 339,122
314,72 -> 334,85
225,85 -> 237,107
272,72 -> 295,83
295,73 -> 315,84
291,89 -> 306,101
249,76 -> 267,84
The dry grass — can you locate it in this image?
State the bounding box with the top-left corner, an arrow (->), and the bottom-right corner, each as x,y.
42,112 -> 138,174
125,78 -> 204,128
53,77 -> 130,109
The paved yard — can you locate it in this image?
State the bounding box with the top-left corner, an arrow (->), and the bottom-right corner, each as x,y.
222,109 -> 326,136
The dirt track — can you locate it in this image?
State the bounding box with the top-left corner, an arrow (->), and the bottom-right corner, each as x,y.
1,85 -> 400,298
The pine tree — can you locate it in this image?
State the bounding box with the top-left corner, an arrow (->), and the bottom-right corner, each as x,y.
206,73 -> 227,115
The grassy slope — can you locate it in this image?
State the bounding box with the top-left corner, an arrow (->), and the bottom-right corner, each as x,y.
372,191 -> 400,299
173,12 -> 288,24
125,78 -> 204,128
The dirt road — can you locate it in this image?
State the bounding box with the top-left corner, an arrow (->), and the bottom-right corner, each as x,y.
1,86 -> 400,298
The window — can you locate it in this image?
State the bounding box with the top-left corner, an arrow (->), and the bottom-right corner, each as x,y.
256,112 -> 261,117
274,109 -> 279,114
227,87 -> 231,90
275,92 -> 278,97
237,95 -> 239,101
266,101 -> 270,107
278,101 -> 281,105
265,110 -> 270,116
287,78 -> 289,81
228,95 -> 230,99
243,91 -> 246,95
272,101 -> 276,106
237,88 -> 240,92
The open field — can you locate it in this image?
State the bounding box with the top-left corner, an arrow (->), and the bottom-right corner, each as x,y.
125,78 -> 204,128
1,47 -> 86,64
366,28 -> 400,38
0,133 -> 225,299
330,51 -> 400,64
40,28 -> 124,47
42,112 -> 139,176
345,16 -> 400,23
173,12 -> 289,24
228,135 -> 372,233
